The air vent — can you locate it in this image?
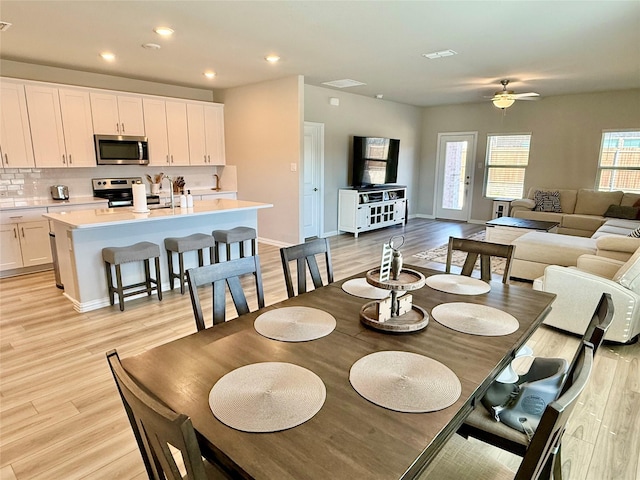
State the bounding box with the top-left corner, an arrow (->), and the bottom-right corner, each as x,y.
0,22 -> 13,32
422,49 -> 457,59
321,79 -> 367,89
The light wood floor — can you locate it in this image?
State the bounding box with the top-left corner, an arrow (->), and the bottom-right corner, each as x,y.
0,218 -> 638,480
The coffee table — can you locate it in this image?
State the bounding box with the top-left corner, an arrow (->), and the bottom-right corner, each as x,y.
485,216 -> 559,244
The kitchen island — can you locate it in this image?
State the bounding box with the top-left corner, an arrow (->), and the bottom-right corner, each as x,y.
44,199 -> 272,312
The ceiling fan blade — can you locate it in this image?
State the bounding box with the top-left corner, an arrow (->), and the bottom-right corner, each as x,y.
513,92 -> 540,98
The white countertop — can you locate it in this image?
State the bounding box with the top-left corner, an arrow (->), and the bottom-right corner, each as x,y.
0,196 -> 108,211
44,199 -> 272,229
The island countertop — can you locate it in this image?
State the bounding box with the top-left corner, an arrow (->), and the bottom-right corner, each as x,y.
43,199 -> 272,229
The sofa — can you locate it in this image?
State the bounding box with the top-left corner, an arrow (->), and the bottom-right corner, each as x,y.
510,187 -> 640,237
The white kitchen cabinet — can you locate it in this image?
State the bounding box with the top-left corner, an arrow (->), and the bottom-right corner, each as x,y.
0,208 -> 52,271
0,223 -> 23,270
25,85 -> 95,168
143,98 -> 190,166
186,103 -> 226,165
0,80 -> 35,168
90,92 -> 145,136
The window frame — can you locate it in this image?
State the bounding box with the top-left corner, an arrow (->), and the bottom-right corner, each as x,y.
596,129 -> 640,193
483,132 -> 532,200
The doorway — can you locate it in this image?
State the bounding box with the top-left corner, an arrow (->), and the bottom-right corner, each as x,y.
434,132 -> 477,221
303,122 -> 324,239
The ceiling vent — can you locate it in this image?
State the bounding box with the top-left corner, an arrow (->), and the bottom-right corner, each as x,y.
322,79 -> 367,89
422,50 -> 457,59
0,22 -> 13,32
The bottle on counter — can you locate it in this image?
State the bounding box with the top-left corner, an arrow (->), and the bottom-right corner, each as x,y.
180,193 -> 187,209
187,189 -> 194,208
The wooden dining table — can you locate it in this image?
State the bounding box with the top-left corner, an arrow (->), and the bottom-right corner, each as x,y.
121,265 -> 555,479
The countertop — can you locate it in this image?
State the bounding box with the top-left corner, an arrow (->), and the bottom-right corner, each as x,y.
44,199 -> 272,229
0,196 -> 108,211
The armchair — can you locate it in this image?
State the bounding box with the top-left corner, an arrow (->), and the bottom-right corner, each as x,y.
533,250 -> 640,343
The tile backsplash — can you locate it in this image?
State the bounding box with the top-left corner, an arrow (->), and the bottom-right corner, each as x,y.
0,165 -> 235,200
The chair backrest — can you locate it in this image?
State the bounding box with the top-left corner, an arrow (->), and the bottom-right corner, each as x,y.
280,238 -> 334,298
514,341 -> 594,480
106,350 -> 209,480
445,236 -> 514,283
187,255 -> 265,331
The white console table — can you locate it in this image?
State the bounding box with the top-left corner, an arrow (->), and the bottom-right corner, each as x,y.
338,186 -> 407,238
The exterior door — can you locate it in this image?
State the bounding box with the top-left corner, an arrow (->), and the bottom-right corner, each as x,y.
435,132 -> 477,221
303,122 -> 324,239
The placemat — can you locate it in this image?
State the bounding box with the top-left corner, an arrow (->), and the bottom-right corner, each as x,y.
209,362 -> 326,433
425,274 -> 491,295
254,307 -> 336,342
341,278 -> 392,299
349,351 -> 461,413
431,302 -> 519,336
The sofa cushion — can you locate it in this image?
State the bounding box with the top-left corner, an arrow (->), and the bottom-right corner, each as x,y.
533,190 -> 562,212
513,232 -> 596,266
511,198 -> 536,210
574,189 -> 624,215
621,192 -> 640,207
512,210 -> 564,223
561,214 -> 607,232
613,248 -> 640,292
604,204 -> 639,219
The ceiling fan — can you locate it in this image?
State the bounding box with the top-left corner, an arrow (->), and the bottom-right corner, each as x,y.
488,80 -> 539,109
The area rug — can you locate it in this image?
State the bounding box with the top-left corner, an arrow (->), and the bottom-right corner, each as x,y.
412,231 -> 506,276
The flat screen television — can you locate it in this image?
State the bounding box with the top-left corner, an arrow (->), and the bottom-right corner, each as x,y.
351,136 -> 400,188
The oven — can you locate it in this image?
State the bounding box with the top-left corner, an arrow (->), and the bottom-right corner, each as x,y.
92,177 -> 160,208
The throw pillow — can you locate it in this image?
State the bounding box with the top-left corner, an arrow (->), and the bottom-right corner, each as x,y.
533,190 -> 562,213
628,227 -> 640,238
604,204 -> 640,220
633,198 -> 640,219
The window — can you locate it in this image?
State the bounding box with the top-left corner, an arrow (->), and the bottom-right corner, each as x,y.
484,134 -> 531,199
597,131 -> 640,192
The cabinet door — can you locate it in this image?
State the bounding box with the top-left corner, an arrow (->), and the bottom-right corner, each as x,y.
117,95 -> 145,136
186,103 -> 207,165
90,92 -> 120,134
25,85 -> 68,167
58,88 -> 95,167
204,104 -> 226,165
0,80 -> 35,168
0,224 -> 23,270
165,101 -> 190,166
143,98 -> 170,166
19,220 -> 52,267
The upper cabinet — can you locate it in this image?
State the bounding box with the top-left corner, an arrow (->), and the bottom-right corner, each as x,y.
187,103 -> 226,165
90,92 -> 145,136
0,80 -> 35,168
143,98 -> 190,166
25,85 -> 95,168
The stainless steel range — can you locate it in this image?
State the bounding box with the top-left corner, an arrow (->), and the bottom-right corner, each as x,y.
92,177 -> 160,208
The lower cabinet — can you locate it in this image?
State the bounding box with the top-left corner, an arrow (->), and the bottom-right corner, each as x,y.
0,209 -> 52,272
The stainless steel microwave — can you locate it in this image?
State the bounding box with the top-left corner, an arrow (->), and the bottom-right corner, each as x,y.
94,135 -> 149,165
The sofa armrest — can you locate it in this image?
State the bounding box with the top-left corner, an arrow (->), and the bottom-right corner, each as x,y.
576,254 -> 624,279
510,198 -> 535,212
595,235 -> 640,261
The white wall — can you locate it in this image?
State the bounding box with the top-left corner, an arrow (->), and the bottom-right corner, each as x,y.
304,85 -> 423,234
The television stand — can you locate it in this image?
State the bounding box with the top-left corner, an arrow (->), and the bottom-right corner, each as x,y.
338,186 -> 407,238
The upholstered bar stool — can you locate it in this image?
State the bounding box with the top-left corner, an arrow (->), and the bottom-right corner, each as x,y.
212,226 -> 257,263
102,242 -> 162,311
164,233 -> 216,294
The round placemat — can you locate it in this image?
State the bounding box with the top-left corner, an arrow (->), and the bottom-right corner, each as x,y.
431,302 -> 519,336
254,307 -> 336,342
426,274 -> 491,295
349,351 -> 461,413
209,362 -> 326,432
342,278 -> 392,299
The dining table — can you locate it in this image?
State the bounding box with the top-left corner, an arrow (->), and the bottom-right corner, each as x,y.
121,264 -> 555,479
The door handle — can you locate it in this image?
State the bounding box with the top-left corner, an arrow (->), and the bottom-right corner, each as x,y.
313,188 -> 319,192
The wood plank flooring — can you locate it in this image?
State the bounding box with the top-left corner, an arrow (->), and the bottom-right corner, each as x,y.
0,218 -> 638,479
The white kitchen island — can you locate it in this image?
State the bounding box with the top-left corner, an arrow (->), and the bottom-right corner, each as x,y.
44,199 -> 272,312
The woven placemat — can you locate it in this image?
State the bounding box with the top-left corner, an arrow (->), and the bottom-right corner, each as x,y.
209,362 -> 326,433
431,302 -> 519,336
349,351 -> 462,413
341,278 -> 392,299
254,307 -> 336,342
425,274 -> 491,295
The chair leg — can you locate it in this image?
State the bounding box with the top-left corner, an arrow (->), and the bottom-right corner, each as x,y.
239,240 -> 245,258
214,241 -> 221,263
226,243 -> 231,262
250,238 -> 256,256
154,256 -> 162,301
144,259 -> 152,296
178,252 -> 185,295
167,249 -> 175,290
115,264 -> 125,311
209,246 -> 215,265
104,261 -> 115,306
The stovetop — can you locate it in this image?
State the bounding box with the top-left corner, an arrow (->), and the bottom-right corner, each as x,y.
92,177 -> 159,207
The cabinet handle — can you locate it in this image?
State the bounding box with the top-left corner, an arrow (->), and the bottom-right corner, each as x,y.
207,155 -> 211,163
13,227 -> 17,239
116,123 -> 120,133
21,227 -> 25,238
62,154 -> 66,164
4,153 -> 8,165
166,155 -> 170,164
204,155 -> 207,163
171,155 -> 174,163
121,123 -> 125,133
69,154 -> 72,164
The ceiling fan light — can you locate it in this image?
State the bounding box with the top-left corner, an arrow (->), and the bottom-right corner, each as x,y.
493,96 -> 515,109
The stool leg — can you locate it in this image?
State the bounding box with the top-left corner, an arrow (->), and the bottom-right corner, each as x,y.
178,252 -> 185,295
144,259 -> 152,296
167,250 -> 175,291
209,246 -> 215,265
239,240 -> 245,258
198,249 -> 204,267
115,264 -> 125,311
154,256 -> 162,301
226,243 -> 231,262
250,238 -> 256,256
214,241 -> 221,263
104,261 -> 115,306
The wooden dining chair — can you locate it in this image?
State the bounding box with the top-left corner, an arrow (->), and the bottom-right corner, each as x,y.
458,292 -> 613,456
280,237 -> 334,298
187,255 -> 265,331
420,341 -> 595,480
106,350 -> 228,480
445,236 -> 514,283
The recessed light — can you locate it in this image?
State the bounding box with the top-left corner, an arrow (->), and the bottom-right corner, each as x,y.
100,52 -> 116,61
142,43 -> 161,50
204,71 -> 216,79
265,55 -> 280,63
375,94 -> 384,99
154,26 -> 174,36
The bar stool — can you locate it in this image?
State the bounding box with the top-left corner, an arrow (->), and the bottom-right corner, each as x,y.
102,242 -> 162,311
212,226 -> 257,262
164,233 -> 216,294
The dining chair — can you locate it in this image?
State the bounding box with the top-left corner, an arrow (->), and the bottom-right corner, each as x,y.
420,341 -> 595,480
458,292 -> 613,456
445,236 -> 514,283
187,255 -> 265,331
280,237 -> 334,298
106,350 -> 228,480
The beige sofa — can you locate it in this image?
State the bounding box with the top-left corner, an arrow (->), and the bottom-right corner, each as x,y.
510,187 -> 640,237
